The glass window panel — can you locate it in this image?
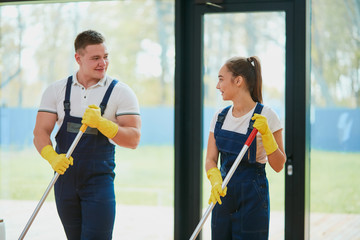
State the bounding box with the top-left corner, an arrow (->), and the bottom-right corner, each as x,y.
202,11 -> 286,239
0,1 -> 174,239
310,0 -> 360,238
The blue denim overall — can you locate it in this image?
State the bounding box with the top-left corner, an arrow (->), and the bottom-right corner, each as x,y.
212,103 -> 270,240
54,76 -> 118,240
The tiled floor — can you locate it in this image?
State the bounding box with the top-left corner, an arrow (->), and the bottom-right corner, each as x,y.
1,200 -> 359,239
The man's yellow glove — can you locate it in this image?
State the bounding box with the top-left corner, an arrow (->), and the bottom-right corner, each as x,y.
41,145 -> 73,175
82,104 -> 119,139
251,113 -> 278,155
207,167 -> 227,205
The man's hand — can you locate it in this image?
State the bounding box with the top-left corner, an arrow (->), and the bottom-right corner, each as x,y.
41,145 -> 73,175
81,104 -> 102,128
82,105 -> 118,139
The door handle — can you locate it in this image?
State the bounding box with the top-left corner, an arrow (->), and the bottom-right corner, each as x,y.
286,155 -> 293,176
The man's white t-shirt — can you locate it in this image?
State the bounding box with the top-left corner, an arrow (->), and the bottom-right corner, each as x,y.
39,73 -> 140,134
209,104 -> 282,163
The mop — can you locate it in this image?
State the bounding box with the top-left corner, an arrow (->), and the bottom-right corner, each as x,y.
189,127 -> 258,240
18,124 -> 87,240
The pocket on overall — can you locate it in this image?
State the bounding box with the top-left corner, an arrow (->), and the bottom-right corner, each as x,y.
54,166 -> 77,201
216,135 -> 245,155
93,159 -> 116,178
210,183 -> 235,229
240,180 -> 269,233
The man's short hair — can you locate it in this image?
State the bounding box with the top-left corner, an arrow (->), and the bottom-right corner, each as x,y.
74,30 -> 105,53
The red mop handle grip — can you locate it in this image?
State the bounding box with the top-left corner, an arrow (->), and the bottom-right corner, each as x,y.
245,128 -> 258,146
80,124 -> 88,133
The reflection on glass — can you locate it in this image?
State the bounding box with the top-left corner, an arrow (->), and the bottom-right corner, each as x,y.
202,12 -> 286,239
310,0 -> 360,238
0,1 -> 174,239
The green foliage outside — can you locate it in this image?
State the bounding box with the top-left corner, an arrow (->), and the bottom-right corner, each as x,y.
1,146 -> 359,214
0,1 -> 175,108
311,0 -> 360,107
1,0 -> 360,109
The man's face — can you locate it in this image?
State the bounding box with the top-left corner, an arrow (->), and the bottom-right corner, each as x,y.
75,43 -> 109,81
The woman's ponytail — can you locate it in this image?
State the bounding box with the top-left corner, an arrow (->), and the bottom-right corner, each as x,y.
248,56 -> 263,103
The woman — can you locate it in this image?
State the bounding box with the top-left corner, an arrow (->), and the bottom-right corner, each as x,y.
205,56 -> 286,239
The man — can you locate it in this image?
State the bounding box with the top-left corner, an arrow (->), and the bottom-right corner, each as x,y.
33,30 -> 141,239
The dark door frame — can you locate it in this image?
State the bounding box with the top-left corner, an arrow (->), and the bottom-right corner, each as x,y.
175,0 -> 311,239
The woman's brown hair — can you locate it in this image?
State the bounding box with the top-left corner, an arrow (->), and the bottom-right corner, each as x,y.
225,56 -> 263,103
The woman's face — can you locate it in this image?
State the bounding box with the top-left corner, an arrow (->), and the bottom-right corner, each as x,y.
216,65 -> 239,101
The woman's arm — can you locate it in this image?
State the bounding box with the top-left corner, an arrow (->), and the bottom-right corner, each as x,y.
205,132 -> 220,171
267,129 -> 287,172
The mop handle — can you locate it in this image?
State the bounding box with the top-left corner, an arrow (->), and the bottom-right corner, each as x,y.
189,128 -> 258,240
19,124 -> 87,240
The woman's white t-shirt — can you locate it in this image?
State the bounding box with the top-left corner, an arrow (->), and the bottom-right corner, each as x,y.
209,104 -> 282,163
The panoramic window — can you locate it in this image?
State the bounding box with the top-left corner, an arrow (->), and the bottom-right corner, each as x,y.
0,1 -> 174,239
310,0 -> 360,238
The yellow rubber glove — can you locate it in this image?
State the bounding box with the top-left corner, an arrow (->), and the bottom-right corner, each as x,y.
207,167 -> 227,205
81,105 -> 119,139
40,145 -> 73,175
251,113 -> 278,155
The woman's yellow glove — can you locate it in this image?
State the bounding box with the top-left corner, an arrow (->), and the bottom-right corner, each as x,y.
251,113 -> 278,155
40,145 -> 73,175
207,167 -> 227,205
82,104 -> 118,139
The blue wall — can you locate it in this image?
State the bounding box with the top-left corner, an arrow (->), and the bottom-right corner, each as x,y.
137,107 -> 174,145
0,107 -> 359,152
0,107 -> 36,148
311,107 -> 360,152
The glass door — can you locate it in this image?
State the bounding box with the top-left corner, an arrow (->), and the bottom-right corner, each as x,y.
202,11 -> 286,239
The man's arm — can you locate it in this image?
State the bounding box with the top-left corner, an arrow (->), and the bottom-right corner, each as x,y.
111,114 -> 141,149
33,111 -> 73,175
33,111 -> 57,153
82,105 -> 141,149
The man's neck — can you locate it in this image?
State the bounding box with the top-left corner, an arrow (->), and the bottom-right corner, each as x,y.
76,72 -> 102,89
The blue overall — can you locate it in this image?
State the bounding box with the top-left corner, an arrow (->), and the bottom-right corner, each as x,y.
54,76 -> 118,240
212,103 -> 270,240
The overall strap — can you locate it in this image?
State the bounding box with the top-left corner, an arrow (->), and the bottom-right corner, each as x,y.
246,102 -> 264,163
99,79 -> 118,116
214,105 -> 231,136
63,76 -> 73,116
246,103 -> 264,135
